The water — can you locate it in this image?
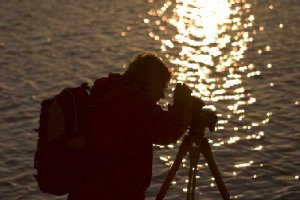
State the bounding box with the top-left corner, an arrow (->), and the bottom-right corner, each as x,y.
0,0 -> 299,199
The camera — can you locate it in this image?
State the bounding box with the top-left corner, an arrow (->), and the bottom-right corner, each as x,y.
190,97 -> 218,133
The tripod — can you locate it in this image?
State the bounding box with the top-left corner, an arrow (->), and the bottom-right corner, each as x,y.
155,125 -> 230,200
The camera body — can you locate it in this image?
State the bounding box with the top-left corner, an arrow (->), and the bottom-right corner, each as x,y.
190,97 -> 218,133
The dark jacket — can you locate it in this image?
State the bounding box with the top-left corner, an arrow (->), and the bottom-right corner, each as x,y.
68,73 -> 187,200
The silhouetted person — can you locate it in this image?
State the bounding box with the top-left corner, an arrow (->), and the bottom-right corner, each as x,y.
68,52 -> 193,200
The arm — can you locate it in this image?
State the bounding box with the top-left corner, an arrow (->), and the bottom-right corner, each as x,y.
143,83 -> 193,145
148,104 -> 191,145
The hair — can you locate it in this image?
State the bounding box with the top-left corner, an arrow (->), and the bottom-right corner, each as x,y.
124,52 -> 171,87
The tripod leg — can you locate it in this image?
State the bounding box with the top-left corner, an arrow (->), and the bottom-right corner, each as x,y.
156,136 -> 191,200
187,146 -> 200,200
200,138 -> 231,200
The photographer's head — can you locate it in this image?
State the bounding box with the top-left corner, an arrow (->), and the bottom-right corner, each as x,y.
124,52 -> 171,101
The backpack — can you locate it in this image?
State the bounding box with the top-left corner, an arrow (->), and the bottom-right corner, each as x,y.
34,83 -> 91,195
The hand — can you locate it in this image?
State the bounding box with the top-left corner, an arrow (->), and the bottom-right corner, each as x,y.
173,83 -> 192,106
173,83 -> 193,129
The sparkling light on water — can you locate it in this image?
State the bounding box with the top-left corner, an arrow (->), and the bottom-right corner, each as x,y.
144,0 -> 280,198
146,1 -> 270,136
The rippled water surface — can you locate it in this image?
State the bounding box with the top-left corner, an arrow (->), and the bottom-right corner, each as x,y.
0,0 -> 299,199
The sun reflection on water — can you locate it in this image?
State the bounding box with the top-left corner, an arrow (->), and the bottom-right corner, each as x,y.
146,0 -> 258,107
146,1 -> 270,136
145,0 -> 273,197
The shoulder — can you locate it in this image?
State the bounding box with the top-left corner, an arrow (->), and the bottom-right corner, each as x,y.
105,85 -> 160,111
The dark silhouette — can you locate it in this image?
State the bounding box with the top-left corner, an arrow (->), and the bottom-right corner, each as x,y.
67,52 -> 193,200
